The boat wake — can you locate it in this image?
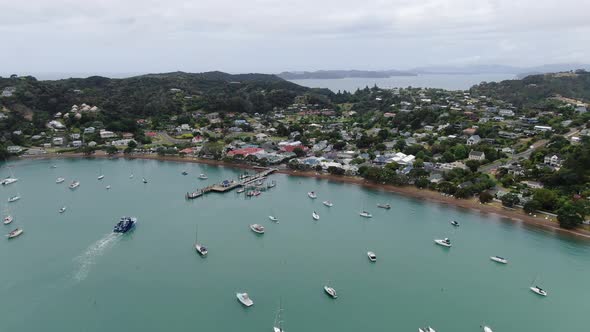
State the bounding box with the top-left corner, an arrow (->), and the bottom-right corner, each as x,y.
73,233 -> 120,281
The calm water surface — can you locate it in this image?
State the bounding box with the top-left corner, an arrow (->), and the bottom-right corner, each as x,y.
0,158 -> 588,332
290,74 -> 517,92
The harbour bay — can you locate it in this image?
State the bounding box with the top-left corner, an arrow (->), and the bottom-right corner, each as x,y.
1,158 -> 589,332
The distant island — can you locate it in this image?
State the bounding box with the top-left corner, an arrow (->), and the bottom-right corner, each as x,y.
277,70 -> 417,80
278,64 -> 590,80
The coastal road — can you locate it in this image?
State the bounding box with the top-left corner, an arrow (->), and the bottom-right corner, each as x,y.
479,127 -> 580,173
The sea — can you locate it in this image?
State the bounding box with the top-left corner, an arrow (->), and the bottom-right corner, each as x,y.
0,158 -> 588,332
289,73 -> 517,92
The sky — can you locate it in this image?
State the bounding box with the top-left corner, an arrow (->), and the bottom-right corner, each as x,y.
0,0 -> 589,75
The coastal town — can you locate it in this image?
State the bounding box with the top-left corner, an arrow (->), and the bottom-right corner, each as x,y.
1,72 -> 589,233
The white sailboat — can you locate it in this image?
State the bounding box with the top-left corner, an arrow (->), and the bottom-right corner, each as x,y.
236,292 -> 254,307
273,300 -> 285,332
312,211 -> 320,220
529,276 -> 548,296
322,200 -> 333,207
6,228 -> 23,239
97,166 -> 104,180
269,215 -> 279,222
56,177 -> 65,184
481,325 -> 493,332
59,206 -> 67,213
3,205 -> 13,224
359,211 -> 372,218
8,194 -> 20,203
418,327 -> 436,332
323,282 -> 337,299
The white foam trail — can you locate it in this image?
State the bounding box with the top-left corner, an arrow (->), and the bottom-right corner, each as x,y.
74,233 -> 120,281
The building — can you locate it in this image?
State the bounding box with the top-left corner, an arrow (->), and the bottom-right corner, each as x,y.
466,135 -> 481,146
468,151 -> 486,161
48,120 -> 66,130
71,140 -> 83,147
7,146 -> 23,154
227,147 -> 264,157
84,127 -> 96,134
499,109 -> 515,117
544,154 -> 563,168
52,137 -> 64,146
534,125 -> 552,132
99,130 -> 116,139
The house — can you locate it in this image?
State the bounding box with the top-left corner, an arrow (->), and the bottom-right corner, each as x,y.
84,127 -> 96,134
70,133 -> 81,140
71,140 -> 82,148
1,87 -> 16,97
534,125 -> 552,132
428,173 -> 444,184
99,130 -> 116,139
521,180 -> 544,189
255,133 -> 268,141
499,109 -> 515,117
48,120 -> 66,130
468,151 -> 486,161
7,146 -> 22,154
543,154 -> 563,168
466,135 -> 481,146
227,147 -> 264,157
111,139 -> 135,147
52,137 -> 64,146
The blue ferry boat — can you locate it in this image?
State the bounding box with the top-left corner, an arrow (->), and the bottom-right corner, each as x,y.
113,217 -> 137,233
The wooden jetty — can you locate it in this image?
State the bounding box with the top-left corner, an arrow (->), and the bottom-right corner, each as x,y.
187,168 -> 277,198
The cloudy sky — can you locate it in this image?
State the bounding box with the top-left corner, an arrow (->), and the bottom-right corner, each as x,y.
0,0 -> 588,75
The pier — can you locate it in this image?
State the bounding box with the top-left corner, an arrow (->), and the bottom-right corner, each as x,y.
186,168 -> 277,198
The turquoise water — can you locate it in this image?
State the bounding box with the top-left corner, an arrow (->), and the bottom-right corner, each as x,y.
0,158 -> 588,332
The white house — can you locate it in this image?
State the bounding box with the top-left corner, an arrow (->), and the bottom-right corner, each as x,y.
7,146 -> 22,153
99,130 -> 116,139
466,135 -> 481,146
48,120 -> 66,130
84,127 -> 96,134
468,151 -> 486,161
543,154 -> 563,168
52,137 -> 64,146
71,140 -> 82,147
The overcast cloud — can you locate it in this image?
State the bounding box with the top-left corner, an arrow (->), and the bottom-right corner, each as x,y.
0,0 -> 588,75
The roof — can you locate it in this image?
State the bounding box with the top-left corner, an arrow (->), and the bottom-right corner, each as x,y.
227,147 -> 263,156
469,151 -> 485,157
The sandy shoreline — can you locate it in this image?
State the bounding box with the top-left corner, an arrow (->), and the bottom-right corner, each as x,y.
18,152 -> 590,240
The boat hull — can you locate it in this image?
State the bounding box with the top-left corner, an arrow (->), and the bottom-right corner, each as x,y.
236,293 -> 253,307
434,239 -> 451,247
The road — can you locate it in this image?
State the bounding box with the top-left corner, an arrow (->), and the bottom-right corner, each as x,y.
478,127 -> 580,173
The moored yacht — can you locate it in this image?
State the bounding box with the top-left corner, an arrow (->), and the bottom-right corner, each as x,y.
3,215 -> 13,225
69,181 -> 80,189
97,175 -> 105,180
113,216 -> 137,233
377,203 -> 391,209
434,238 -> 452,247
7,228 -> 23,239
359,211 -> 372,218
323,285 -> 337,299
199,173 -> 208,180
194,224 -> 207,256
450,220 -> 460,227
269,216 -> 279,222
182,171 -> 188,175
142,178 -> 148,184
1,177 -> 18,185
418,327 -> 436,332
8,195 -> 20,203
250,224 -> 265,234
307,191 -> 317,199
56,177 -> 65,184
490,256 -> 508,264
312,211 -> 320,220
482,325 -> 493,332
106,185 -> 111,190
530,285 -> 548,296
367,251 -> 377,262
322,201 -> 333,207
59,206 -> 67,213
236,292 -> 254,307
236,187 -> 245,193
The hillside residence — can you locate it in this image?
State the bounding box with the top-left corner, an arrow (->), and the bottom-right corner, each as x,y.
499,109 -> 515,117
52,137 -> 64,146
48,120 -> 66,130
71,140 -> 82,147
468,151 -> 486,161
227,147 -> 264,157
7,146 -> 22,153
534,125 -> 552,132
1,87 -> 16,97
466,135 -> 481,146
111,139 -> 136,147
84,127 -> 96,134
99,130 -> 116,139
70,133 -> 81,140
544,154 -> 564,168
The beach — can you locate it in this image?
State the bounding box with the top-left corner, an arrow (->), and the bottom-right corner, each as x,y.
18,152 -> 590,240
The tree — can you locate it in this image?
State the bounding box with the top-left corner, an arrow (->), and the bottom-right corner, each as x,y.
127,140 -> 137,149
523,200 -> 542,214
415,177 -> 429,189
557,203 -> 583,229
479,191 -> 493,203
501,193 -> 520,208
465,160 -> 480,173
106,145 -> 118,155
327,166 -> 345,175
532,189 -> 559,211
293,147 -> 306,158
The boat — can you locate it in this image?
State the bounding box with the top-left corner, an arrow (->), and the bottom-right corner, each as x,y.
434,238 -> 452,247
236,187 -> 245,193
199,174 -> 208,180
490,256 -> 508,264
236,292 -> 254,307
129,174 -> 134,179
3,215 -> 13,225
51,164 -> 57,169
6,228 -> 23,239
113,216 -> 137,233
8,195 -> 20,203
367,251 -> 377,262
97,175 -> 105,180
267,181 -> 276,189
312,211 -> 320,220
377,203 -> 391,209
273,300 -> 285,332
182,171 -> 188,175
482,326 -> 493,332
106,185 -> 111,190
530,285 -> 548,296
250,224 -> 265,234
56,177 -> 65,184
450,220 -> 460,227
194,225 -> 208,256
323,285 -> 337,299
307,191 -> 317,199
239,173 -> 251,180
269,216 -> 279,222
59,206 -> 66,213
322,201 -> 333,207
1,177 -> 18,185
186,191 -> 202,199
69,181 -> 80,189
247,190 -> 261,197
418,327 -> 436,332
359,211 -> 373,218
142,178 -> 148,184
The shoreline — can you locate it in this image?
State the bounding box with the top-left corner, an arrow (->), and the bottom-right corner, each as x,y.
18,152 -> 590,240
